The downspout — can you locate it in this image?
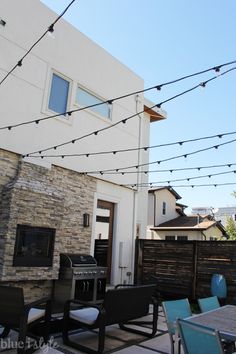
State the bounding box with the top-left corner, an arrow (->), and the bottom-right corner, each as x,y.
201,231 -> 207,241
130,94 -> 143,284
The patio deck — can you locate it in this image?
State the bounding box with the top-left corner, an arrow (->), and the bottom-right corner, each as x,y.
0,308 -> 175,354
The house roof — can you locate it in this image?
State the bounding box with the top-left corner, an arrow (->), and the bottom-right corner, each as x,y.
176,206 -> 186,216
144,98 -> 167,122
148,186 -> 182,200
150,215 -> 226,234
176,202 -> 188,209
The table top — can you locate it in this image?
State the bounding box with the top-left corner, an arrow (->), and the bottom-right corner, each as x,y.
188,305 -> 236,340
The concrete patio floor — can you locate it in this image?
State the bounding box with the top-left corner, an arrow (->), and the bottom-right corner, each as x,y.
0,308 -> 174,354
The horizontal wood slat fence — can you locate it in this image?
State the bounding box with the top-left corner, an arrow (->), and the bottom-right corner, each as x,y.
134,240 -> 236,304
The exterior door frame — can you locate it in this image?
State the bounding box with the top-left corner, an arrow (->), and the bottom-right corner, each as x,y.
96,199 -> 115,282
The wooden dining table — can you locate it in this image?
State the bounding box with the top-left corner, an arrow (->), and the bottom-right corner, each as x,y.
187,305 -> 236,341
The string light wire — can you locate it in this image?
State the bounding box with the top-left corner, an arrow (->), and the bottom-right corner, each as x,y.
123,169 -> 236,187
147,182 -> 236,189
23,66 -> 236,157
88,163 -> 236,175
84,138 -> 236,175
28,130 -> 236,159
0,0 -> 77,87
1,60 -> 236,131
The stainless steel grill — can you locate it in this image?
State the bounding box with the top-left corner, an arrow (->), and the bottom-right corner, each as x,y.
53,253 -> 107,310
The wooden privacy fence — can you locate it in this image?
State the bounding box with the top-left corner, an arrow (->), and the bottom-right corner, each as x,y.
134,240 -> 236,303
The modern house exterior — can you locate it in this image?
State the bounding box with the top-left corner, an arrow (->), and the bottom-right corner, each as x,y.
0,0 -> 166,300
147,187 -> 225,240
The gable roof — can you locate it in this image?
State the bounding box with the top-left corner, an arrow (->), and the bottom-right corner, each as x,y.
148,186 -> 182,200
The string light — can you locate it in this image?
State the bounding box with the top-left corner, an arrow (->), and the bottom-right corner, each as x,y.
84,138 -> 236,175
0,0 -> 77,87
123,170 -> 236,187
25,130 -> 236,159
1,60 -> 236,131
23,67 -> 236,157
146,182 -> 236,189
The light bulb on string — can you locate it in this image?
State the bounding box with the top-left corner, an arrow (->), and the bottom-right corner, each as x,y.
200,82 -> 206,90
214,66 -> 221,76
47,24 -> 55,39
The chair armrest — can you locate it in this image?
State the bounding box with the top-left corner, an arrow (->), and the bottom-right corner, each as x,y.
115,284 -> 138,289
25,297 -> 50,309
64,299 -> 101,310
24,297 -> 51,320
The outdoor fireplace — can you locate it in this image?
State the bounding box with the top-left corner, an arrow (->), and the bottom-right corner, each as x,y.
13,225 -> 55,267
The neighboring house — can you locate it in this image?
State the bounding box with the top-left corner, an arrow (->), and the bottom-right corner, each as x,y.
147,187 -> 225,240
192,206 -> 236,227
0,0 -> 166,299
147,187 -> 184,229
151,215 -> 226,241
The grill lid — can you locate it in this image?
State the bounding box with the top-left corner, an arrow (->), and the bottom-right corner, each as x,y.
60,253 -> 97,267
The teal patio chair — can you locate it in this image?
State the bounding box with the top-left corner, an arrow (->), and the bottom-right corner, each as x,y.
162,298 -> 192,354
198,296 -> 235,352
177,318 -> 236,354
198,296 -> 220,313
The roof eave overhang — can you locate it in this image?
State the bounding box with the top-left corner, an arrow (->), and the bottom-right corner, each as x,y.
143,98 -> 167,122
150,227 -> 207,231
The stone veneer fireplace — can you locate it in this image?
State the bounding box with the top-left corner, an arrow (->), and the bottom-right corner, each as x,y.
13,225 -> 55,267
0,149 -> 96,301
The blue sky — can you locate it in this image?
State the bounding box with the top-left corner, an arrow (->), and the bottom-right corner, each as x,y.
41,0 -> 236,212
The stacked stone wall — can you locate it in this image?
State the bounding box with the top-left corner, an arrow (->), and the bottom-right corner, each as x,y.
0,148 -> 96,300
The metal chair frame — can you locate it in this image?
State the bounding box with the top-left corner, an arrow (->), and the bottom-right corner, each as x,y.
177,318 -> 225,354
198,296 -> 220,313
162,298 -> 192,354
0,285 -> 51,354
63,284 -> 158,354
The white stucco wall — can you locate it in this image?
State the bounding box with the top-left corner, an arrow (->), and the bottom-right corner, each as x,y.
154,189 -> 179,225
203,226 -> 223,240
153,226 -> 223,240
0,0 -> 158,283
0,0 -> 149,186
148,193 -> 155,226
148,189 -> 179,227
92,180 -> 135,285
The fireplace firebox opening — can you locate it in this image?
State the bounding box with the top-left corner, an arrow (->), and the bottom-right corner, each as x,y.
13,225 -> 55,267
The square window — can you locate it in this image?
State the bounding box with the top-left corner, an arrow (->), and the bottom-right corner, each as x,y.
48,73 -> 70,115
77,86 -> 111,119
165,236 -> 175,240
177,236 -> 188,241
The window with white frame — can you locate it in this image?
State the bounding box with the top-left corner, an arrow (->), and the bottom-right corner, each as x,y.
76,86 -> 111,119
177,236 -> 188,241
48,73 -> 70,116
165,235 -> 175,240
